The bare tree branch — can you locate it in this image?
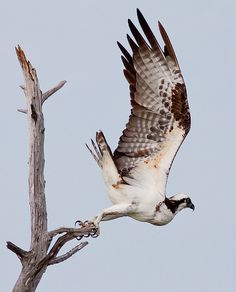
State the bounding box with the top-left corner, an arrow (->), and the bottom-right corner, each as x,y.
18,226 -> 96,287
17,108 -> 27,114
7,46 -> 98,292
47,226 -> 96,258
48,242 -> 88,265
48,225 -> 96,238
6,241 -> 28,261
42,80 -> 66,103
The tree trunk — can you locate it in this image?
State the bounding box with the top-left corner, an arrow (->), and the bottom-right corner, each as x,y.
7,46 -> 98,292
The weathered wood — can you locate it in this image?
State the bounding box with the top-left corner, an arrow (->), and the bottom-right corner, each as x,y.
48,242 -> 88,265
12,46 -> 48,291
7,46 -> 98,292
42,80 -> 67,102
6,241 -> 28,261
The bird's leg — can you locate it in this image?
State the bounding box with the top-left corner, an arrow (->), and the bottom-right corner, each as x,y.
92,202 -> 137,233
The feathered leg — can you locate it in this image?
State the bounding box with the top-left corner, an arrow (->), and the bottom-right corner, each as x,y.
93,203 -> 137,229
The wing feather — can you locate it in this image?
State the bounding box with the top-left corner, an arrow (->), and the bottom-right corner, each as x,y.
113,10 -> 190,194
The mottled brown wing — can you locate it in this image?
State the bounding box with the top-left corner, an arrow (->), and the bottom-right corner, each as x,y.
113,9 -> 190,176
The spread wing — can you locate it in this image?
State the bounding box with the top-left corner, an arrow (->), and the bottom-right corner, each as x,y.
113,9 -> 190,190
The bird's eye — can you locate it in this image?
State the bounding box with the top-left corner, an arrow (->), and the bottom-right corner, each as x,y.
186,198 -> 191,204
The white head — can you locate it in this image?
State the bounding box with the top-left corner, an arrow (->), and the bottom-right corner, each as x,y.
166,193 -> 195,214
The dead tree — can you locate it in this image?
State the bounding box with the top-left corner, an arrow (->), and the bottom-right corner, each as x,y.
6,47 -> 97,292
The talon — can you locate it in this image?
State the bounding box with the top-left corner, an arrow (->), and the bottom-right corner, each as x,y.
75,219 -> 100,238
84,232 -> 91,238
75,220 -> 84,227
90,227 -> 100,238
89,220 -> 100,237
75,220 -> 92,228
83,220 -> 91,226
75,219 -> 100,240
76,235 -> 84,241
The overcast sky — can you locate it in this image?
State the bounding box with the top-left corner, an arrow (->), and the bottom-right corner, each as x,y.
1,0 -> 236,291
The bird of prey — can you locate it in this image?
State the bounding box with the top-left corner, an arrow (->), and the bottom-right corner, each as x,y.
86,9 -> 194,231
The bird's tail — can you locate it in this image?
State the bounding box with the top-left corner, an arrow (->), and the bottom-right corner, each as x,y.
86,131 -> 113,168
86,131 -> 120,187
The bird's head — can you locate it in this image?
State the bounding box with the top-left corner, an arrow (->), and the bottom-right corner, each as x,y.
167,193 -> 195,214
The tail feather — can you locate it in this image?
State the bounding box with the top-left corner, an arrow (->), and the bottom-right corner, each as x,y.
87,130 -> 113,168
91,138 -> 102,159
87,130 -> 120,187
86,142 -> 102,167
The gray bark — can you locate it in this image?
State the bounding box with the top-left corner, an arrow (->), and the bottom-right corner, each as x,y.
6,46 -> 98,292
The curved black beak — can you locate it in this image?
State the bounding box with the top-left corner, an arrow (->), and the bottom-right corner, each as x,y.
187,201 -> 195,211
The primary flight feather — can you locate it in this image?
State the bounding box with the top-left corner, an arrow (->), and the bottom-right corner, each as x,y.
86,9 -> 194,231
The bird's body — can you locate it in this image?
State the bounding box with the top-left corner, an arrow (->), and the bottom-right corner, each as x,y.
86,9 -> 194,230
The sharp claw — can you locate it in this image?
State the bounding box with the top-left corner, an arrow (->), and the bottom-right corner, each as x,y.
76,235 -> 83,240
90,227 -> 100,238
84,220 -> 100,237
75,220 -> 87,240
90,221 -> 100,237
84,221 -> 89,227
74,219 -> 100,239
75,220 -> 91,228
84,231 -> 91,238
75,220 -> 83,227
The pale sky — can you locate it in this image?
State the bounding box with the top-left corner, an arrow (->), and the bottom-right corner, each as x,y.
1,0 -> 236,291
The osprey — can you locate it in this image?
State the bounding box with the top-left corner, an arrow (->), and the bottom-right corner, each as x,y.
86,9 -> 194,231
